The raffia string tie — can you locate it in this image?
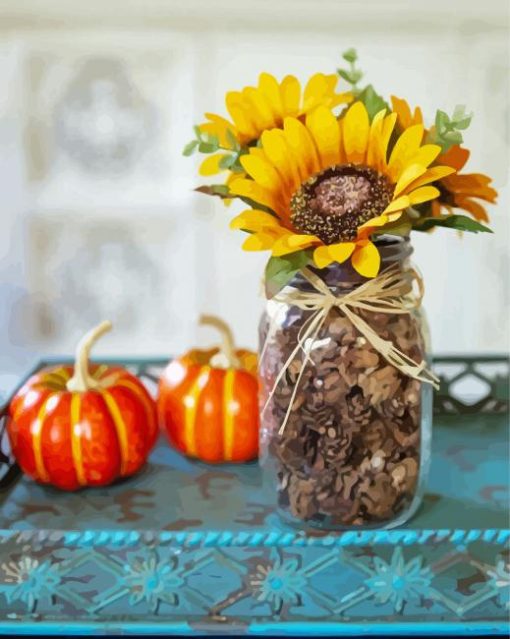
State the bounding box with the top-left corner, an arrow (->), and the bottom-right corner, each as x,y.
260,263 -> 440,435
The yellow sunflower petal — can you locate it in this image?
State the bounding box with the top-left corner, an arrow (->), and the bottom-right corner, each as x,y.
280,75 -> 301,117
313,243 -> 355,268
366,109 -> 386,169
382,195 -> 411,215
327,242 -> 356,263
241,154 -> 284,191
230,178 -> 279,212
343,101 -> 370,164
258,72 -> 284,119
313,246 -> 333,269
201,113 -> 238,149
358,214 -> 389,230
387,124 -> 425,181
260,129 -> 301,191
272,233 -> 320,256
404,165 -> 456,192
351,241 -> 381,278
408,144 -> 442,169
302,73 -> 331,112
283,117 -> 321,180
306,106 -> 341,169
379,113 -> 397,171
242,231 -> 284,252
408,185 -> 440,205
394,163 -> 428,197
226,92 -> 257,141
199,153 -> 229,176
242,86 -> 274,131
230,209 -> 280,231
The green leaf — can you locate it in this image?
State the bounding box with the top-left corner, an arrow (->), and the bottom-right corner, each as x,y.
413,215 -> 492,234
430,105 -> 473,152
218,154 -> 236,169
443,130 -> 463,144
226,128 -> 240,151
198,141 -> 219,154
264,251 -> 312,299
451,105 -> 473,129
342,48 -> 358,64
193,125 -> 204,141
182,139 -> 199,156
357,85 -> 389,121
238,197 -> 275,215
373,218 -> 412,238
337,68 -> 356,84
435,109 -> 449,131
195,184 -> 231,199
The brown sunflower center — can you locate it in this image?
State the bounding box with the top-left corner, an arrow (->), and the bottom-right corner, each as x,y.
290,164 -> 394,244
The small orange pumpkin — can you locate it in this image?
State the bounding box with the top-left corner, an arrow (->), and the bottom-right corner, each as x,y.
158,315 -> 259,463
7,321 -> 157,491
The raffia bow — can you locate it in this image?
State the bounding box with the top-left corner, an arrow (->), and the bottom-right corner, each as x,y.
260,263 -> 440,435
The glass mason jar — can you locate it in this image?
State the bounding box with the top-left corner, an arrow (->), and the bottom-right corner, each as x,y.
258,237 -> 433,530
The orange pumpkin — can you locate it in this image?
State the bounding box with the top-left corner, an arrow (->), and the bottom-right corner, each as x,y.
158,315 -> 259,463
7,321 -> 157,491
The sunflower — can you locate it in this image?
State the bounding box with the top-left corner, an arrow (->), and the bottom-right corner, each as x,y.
391,96 -> 497,223
229,101 -> 455,278
198,72 -> 352,177
430,146 -> 497,222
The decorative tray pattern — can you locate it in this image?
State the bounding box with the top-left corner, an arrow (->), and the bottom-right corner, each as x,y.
0,356 -> 508,636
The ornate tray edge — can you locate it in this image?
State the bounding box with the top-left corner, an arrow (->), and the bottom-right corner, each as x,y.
1,528 -> 509,548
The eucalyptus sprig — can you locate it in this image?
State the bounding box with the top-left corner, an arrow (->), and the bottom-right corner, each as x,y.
426,105 -> 473,152
337,48 -> 364,94
337,49 -> 389,121
183,126 -> 246,173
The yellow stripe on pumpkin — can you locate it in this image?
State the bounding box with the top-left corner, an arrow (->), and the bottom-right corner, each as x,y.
101,390 -> 129,476
184,368 -> 211,457
31,395 -> 51,482
70,393 -> 86,486
223,369 -> 236,461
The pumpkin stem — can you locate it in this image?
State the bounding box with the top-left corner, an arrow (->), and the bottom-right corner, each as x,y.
66,321 -> 112,392
199,314 -> 239,368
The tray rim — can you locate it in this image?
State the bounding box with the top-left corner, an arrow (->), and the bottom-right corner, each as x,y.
0,619 -> 508,637
1,528 -> 509,548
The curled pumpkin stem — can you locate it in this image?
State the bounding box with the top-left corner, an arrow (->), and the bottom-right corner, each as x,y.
199,314 -> 239,369
67,320 -> 112,392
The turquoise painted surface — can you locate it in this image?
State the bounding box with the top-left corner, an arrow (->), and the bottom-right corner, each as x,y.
0,414 -> 507,534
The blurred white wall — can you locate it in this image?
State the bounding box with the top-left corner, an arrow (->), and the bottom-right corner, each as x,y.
0,0 -> 508,382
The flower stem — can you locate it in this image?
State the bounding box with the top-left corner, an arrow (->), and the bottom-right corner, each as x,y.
66,321 -> 112,392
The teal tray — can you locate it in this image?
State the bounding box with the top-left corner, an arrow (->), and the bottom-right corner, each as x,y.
0,356 -> 508,636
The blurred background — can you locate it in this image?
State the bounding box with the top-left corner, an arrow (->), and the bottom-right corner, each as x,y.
0,0 -> 509,393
